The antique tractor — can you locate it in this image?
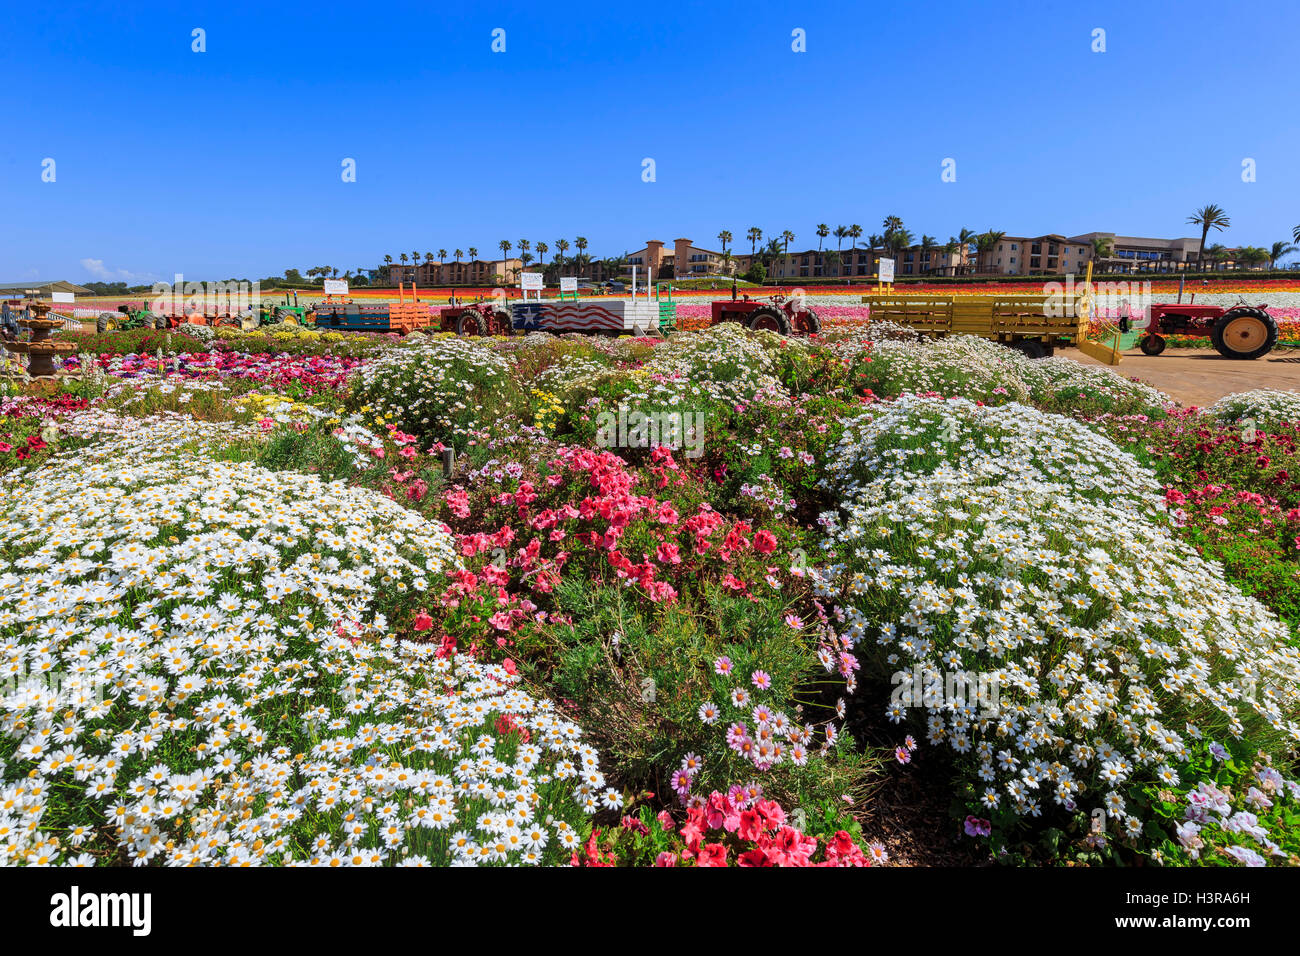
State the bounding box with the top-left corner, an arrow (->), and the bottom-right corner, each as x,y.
1127,301 -> 1278,359
710,285 -> 821,335
252,292 -> 314,327
438,296 -> 514,336
97,305 -> 172,333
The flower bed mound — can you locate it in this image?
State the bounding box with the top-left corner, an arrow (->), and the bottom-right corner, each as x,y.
1206,389 -> 1300,429
0,451 -> 608,866
816,397 -> 1300,834
859,335 -> 1171,417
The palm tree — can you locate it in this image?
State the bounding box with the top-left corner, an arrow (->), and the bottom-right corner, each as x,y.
1187,204 -> 1230,271
520,252 -> 534,266
535,242 -> 548,266
975,230 -> 1005,274
848,224 -> 862,251
555,239 -> 569,270
881,215 -> 904,235
1091,237 -> 1113,272
719,251 -> 735,276
1238,246 -> 1269,271
424,252 -> 434,264
943,238 -> 960,276
383,254 -> 393,266
746,227 -> 762,255
1268,240 -> 1296,269
398,253 -> 408,265
919,235 -> 936,275
824,249 -> 842,277
499,240 -> 512,264
781,230 -> 794,253
833,225 -> 848,252
518,240 -> 530,262
1293,224 -> 1300,245
1205,243 -> 1227,271
717,230 -> 732,254
575,237 -> 588,276
958,227 -> 977,274
816,224 -> 830,252
889,229 -> 914,261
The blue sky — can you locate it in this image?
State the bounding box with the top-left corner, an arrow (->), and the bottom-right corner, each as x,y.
3,0 -> 1298,282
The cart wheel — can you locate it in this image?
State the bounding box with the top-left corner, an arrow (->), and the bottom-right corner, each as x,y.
1139,334 -> 1167,356
1010,340 -> 1046,359
1212,307 -> 1277,360
748,306 -> 791,335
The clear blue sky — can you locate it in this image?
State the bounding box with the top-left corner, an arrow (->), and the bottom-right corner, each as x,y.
3,0 -> 1298,283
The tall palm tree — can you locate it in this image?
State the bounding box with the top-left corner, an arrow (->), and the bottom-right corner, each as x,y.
467,247 -> 478,262
535,242 -> 548,266
958,227 -> 977,274
943,238 -> 960,276
717,230 -> 732,254
518,240 -> 530,262
1238,246 -> 1269,271
555,239 -> 569,270
848,224 -> 863,251
889,228 -> 914,261
438,249 -> 447,262
398,253 -> 408,265
834,225 -> 848,251
816,224 -> 830,251
1268,240 -> 1296,269
781,230 -> 794,253
975,230 -> 1005,274
1187,204 -> 1230,271
575,237 -> 588,276
1205,243 -> 1227,271
383,254 -> 393,266
919,235 -> 936,274
824,249 -> 842,277
454,249 -> 463,263
411,251 -> 419,268
499,240 -> 512,264
881,215 -> 904,235
746,227 -> 762,255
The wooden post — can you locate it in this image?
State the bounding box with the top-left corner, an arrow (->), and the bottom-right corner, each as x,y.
441,447 -> 455,478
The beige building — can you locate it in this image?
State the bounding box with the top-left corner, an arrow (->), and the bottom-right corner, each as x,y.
757,244 -> 967,279
1069,233 -> 1201,273
386,258 -> 524,286
978,235 -> 1093,275
623,238 -> 732,277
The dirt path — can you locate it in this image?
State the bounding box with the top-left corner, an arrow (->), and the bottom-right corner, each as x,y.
1061,345 -> 1300,408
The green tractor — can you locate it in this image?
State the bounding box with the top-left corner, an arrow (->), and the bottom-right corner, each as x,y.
97,304 -> 169,333
250,292 -> 314,329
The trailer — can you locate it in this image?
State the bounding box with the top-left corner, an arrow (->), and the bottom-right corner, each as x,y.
312,284 -> 435,334
860,291 -> 1121,364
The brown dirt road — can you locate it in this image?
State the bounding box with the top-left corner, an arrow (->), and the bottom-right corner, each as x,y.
1061,345 -> 1300,408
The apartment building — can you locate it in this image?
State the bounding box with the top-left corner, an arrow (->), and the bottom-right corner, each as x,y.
623,239 -> 730,277
758,244 -> 966,279
979,235 -> 1093,275
1070,233 -> 1201,273
384,258 -> 524,286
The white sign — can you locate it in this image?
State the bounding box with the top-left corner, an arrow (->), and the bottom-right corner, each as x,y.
51,291 -> 75,303
520,272 -> 544,291
323,279 -> 349,295
877,258 -> 895,284
559,277 -> 577,293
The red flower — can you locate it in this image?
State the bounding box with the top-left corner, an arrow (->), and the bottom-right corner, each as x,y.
412,610 -> 433,631
752,529 -> 777,554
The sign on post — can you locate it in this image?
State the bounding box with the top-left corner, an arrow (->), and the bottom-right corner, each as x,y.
559,277 -> 577,293
51,292 -> 75,303
520,272 -> 544,292
323,280 -> 349,295
877,258 -> 895,284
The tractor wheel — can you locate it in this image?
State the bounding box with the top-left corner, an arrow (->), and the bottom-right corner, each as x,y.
792,308 -> 822,335
490,309 -> 514,336
152,314 -> 167,330
748,306 -> 791,335
1212,307 -> 1277,360
1139,334 -> 1167,356
454,313 -> 487,336
96,312 -> 117,334
275,308 -> 298,326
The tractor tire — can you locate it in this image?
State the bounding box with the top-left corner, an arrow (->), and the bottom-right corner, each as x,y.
1212,307 -> 1277,360
275,308 -> 298,326
792,308 -> 822,335
748,306 -> 791,335
454,313 -> 487,336
490,309 -> 514,336
152,314 -> 168,330
1139,334 -> 1167,356
96,312 -> 117,334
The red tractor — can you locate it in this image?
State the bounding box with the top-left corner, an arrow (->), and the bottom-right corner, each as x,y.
437,296 -> 514,336
710,284 -> 821,335
1127,301 -> 1278,359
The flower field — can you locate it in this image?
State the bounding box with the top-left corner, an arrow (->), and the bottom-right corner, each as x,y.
1,320 -> 1299,868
